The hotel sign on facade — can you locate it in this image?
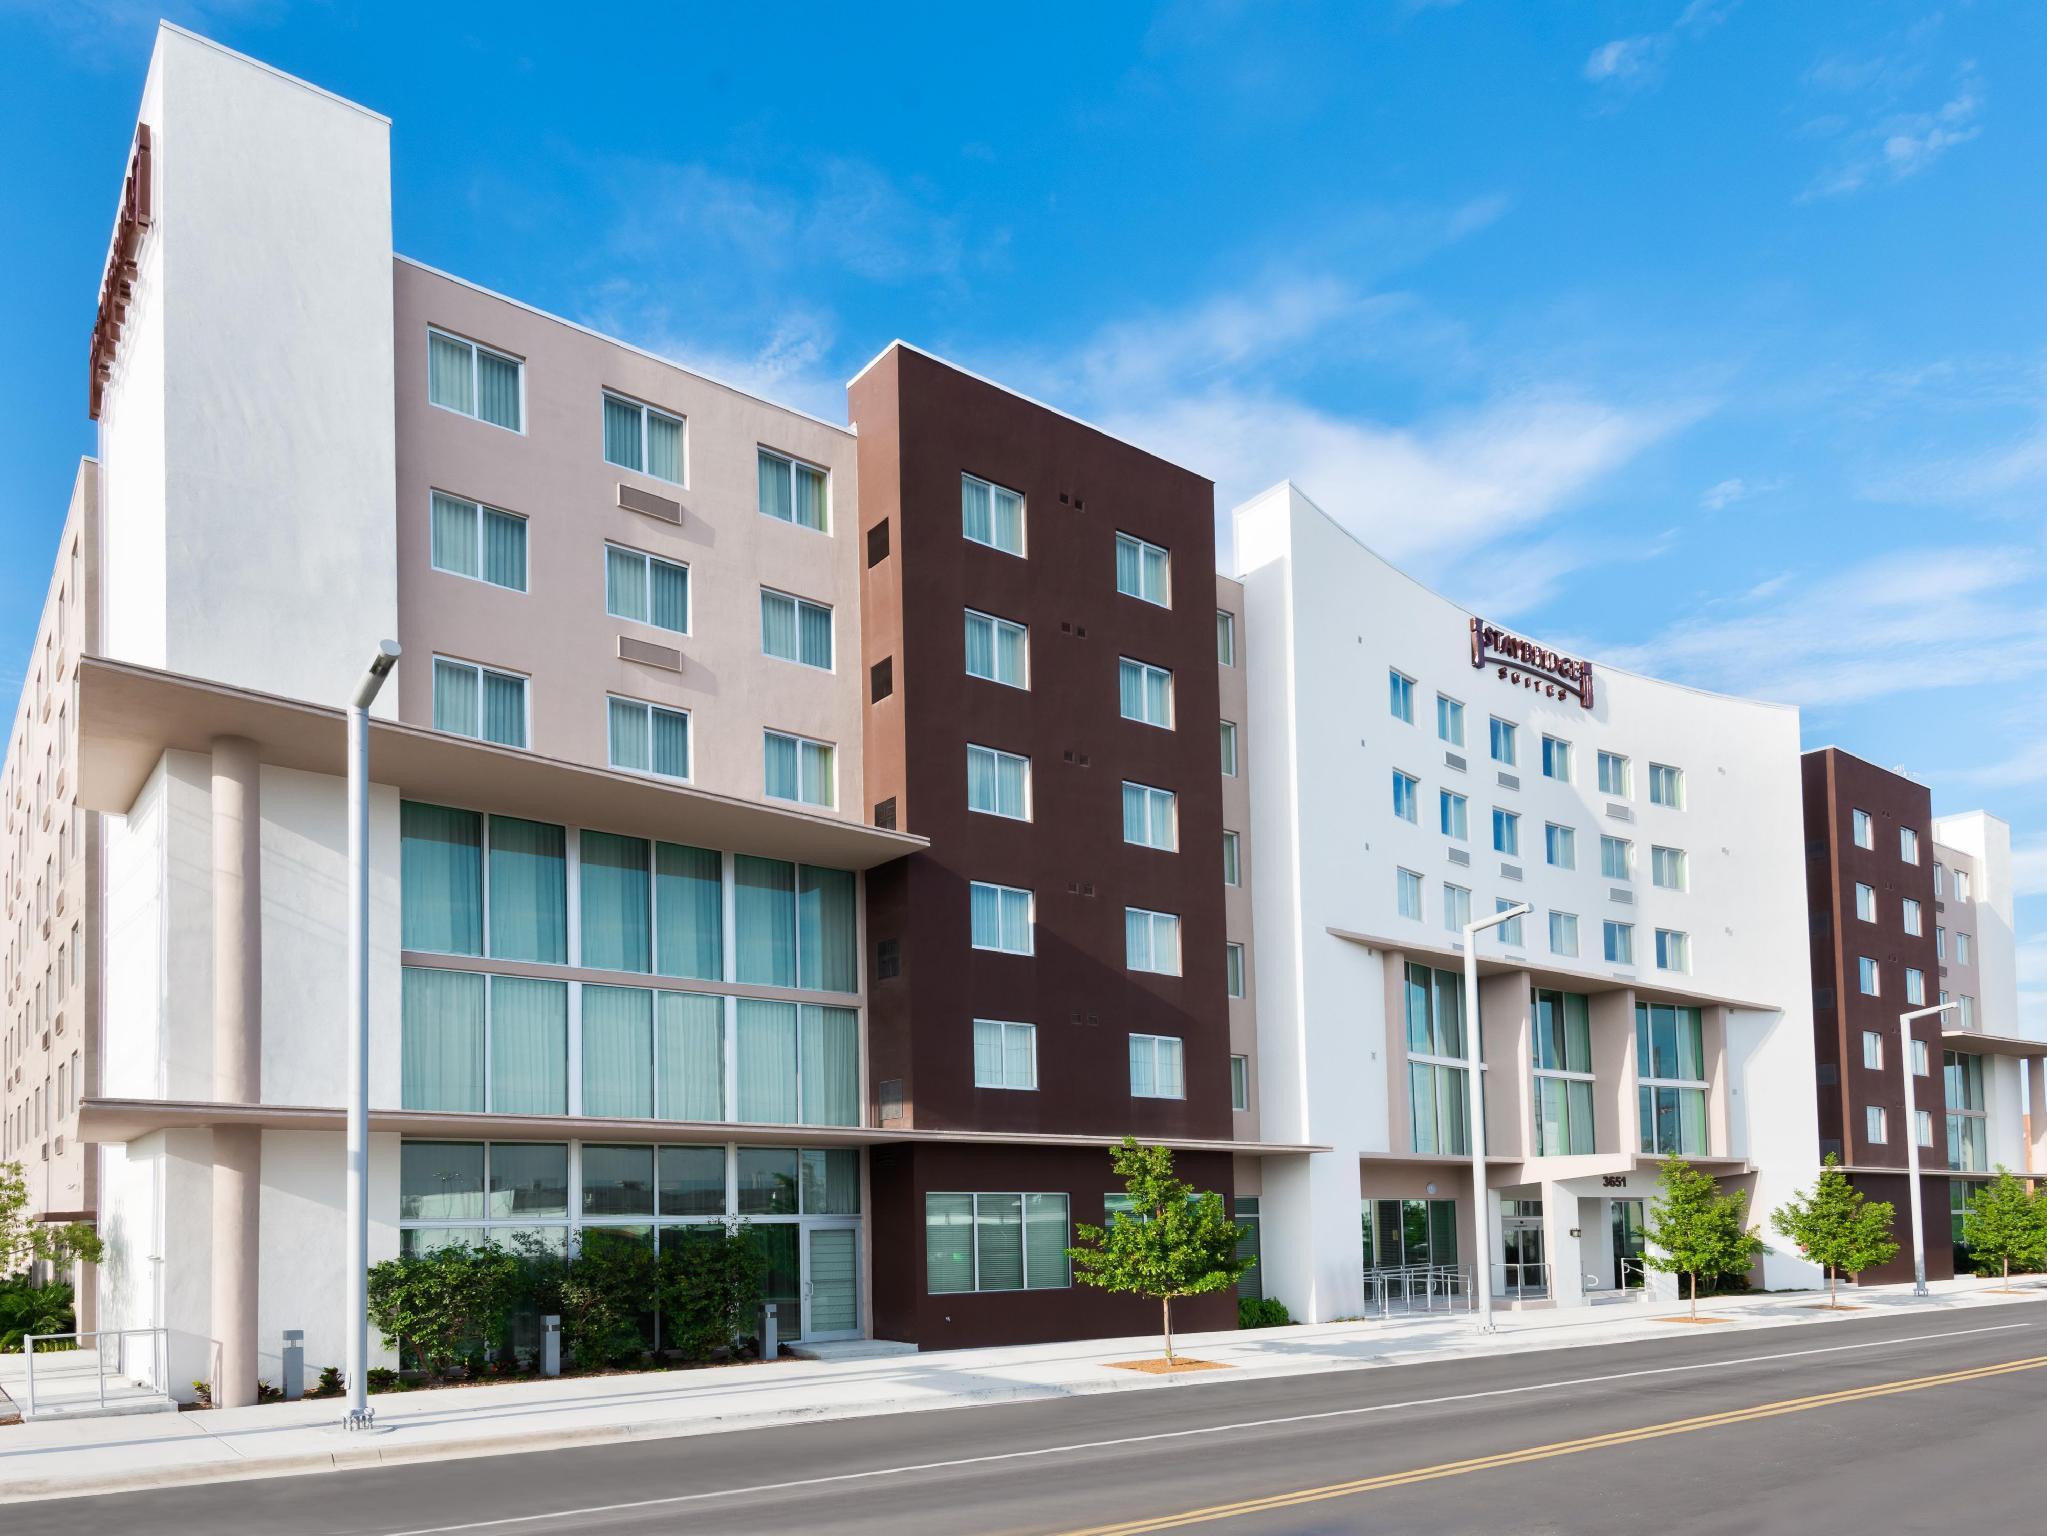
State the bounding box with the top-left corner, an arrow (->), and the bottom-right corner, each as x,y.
1470,617 -> 1595,708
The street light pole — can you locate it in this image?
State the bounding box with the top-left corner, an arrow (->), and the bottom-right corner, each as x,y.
344,642 -> 400,1431
1898,999 -> 1958,1299
1464,902 -> 1530,1335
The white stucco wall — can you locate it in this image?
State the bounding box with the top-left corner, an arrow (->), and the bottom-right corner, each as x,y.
257,1131 -> 401,1383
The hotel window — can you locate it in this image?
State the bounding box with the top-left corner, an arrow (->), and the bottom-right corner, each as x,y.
1905,967 -> 1926,1006
1128,1033 -> 1186,1099
1649,763 -> 1684,809
1549,911 -> 1579,957
1396,867 -> 1424,921
1126,908 -> 1182,975
1495,898 -> 1525,947
1862,1031 -> 1883,1070
1437,695 -> 1465,748
1492,807 -> 1520,857
1858,957 -> 1880,996
1654,928 -> 1689,973
1440,790 -> 1469,841
1393,770 -> 1420,823
1637,1002 -> 1707,1155
1914,1042 -> 1929,1083
970,882 -> 1035,955
966,744 -> 1031,821
1597,751 -> 1630,797
1866,1105 -> 1887,1145
432,658 -> 527,748
1545,823 -> 1576,870
1934,862 -> 1946,897
1389,670 -> 1416,724
1489,717 -> 1517,766
760,589 -> 834,670
759,448 -> 829,531
1916,1108 -> 1934,1147
1955,869 -> 1972,902
1945,1052 -> 1988,1172
1936,926 -> 1947,960
1902,897 -> 1922,936
1600,834 -> 1632,881
730,857 -> 856,991
1899,826 -> 1919,864
1221,830 -> 1242,886
602,392 -> 685,483
1960,994 -> 1975,1028
1220,720 -> 1239,776
1119,658 -> 1174,729
1541,735 -> 1572,782
763,730 -> 835,808
1443,883 -> 1471,933
1854,883 -> 1876,922
607,698 -> 690,781
1957,932 -> 1972,965
964,609 -> 1028,689
606,546 -> 690,634
973,1019 -> 1037,1091
430,492 -> 527,591
1404,962 -> 1472,1156
1230,1055 -> 1250,1112
1852,809 -> 1873,849
961,472 -> 1024,555
1123,782 -> 1178,850
1226,941 -> 1246,998
1651,846 -> 1687,891
925,1192 -> 1071,1293
1217,608 -> 1239,663
427,328 -> 522,431
1114,532 -> 1171,606
1533,988 -> 1595,1154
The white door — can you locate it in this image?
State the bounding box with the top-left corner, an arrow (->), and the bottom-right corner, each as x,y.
802,1224 -> 861,1340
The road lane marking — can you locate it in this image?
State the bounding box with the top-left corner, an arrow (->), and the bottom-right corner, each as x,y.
1049,1353 -> 2047,1535
371,1320 -> 2034,1536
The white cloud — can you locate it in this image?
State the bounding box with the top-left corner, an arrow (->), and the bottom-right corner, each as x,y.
1583,1 -> 1736,93
1802,66 -> 1984,199
1699,475 -> 1783,510
1584,37 -> 1658,85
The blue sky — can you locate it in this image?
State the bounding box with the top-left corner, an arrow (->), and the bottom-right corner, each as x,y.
2,1 -> 2043,1020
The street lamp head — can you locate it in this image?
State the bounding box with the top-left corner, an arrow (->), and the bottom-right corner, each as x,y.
1465,901 -> 1532,938
1900,1000 -> 1960,1025
351,640 -> 402,710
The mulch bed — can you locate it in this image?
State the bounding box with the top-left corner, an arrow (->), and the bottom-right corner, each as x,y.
1656,1316 -> 1732,1325
1103,1358 -> 1232,1375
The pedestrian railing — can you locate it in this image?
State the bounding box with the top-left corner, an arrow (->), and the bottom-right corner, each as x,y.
20,1327 -> 167,1419
1367,1263 -> 1473,1316
1493,1260 -> 1550,1300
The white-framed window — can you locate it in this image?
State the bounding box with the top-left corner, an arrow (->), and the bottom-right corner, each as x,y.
1441,790 -> 1469,841
1651,846 -> 1687,891
1495,898 -> 1525,947
1902,897 -> 1922,936
432,657 -> 528,748
1122,782 -> 1178,851
1655,928 -> 1690,973
1960,994 -> 1976,1027
1604,920 -> 1634,965
1649,763 -> 1684,809
759,447 -> 829,531
964,608 -> 1029,689
1220,720 -> 1239,776
973,1019 -> 1037,1090
1437,694 -> 1465,748
1858,956 -> 1880,996
1957,932 -> 1972,965
1597,751 -> 1630,797
430,491 -> 527,591
1493,807 -> 1520,857
606,697 -> 690,780
1128,1033 -> 1185,1099
602,391 -> 684,483
966,744 -> 1031,820
1955,869 -> 1972,902
1230,1054 -> 1249,1111
427,328 -> 522,431
1852,809 -> 1873,849
961,472 -> 1024,555
1900,826 -> 1919,864
760,588 -> 834,670
1541,734 -> 1572,782
1545,823 -> 1576,869
1934,862 -> 1946,897
1913,1038 -> 1929,1076
1855,883 -> 1876,922
1443,883 -> 1471,932
1125,908 -> 1182,975
1937,925 -> 1947,960
926,1192 -> 1070,1293
1389,670 -> 1416,724
1601,834 -> 1632,881
1222,830 -> 1242,887
970,882 -> 1035,954
1905,967 -> 1926,1006
605,545 -> 690,633
1115,531 -> 1171,606
1863,1031 -> 1883,1070
1216,609 -> 1236,666
1489,717 -> 1517,766
1916,1108 -> 1934,1147
1226,941 -> 1246,998
1549,911 -> 1579,957
1393,770 -> 1421,823
1396,867 -> 1424,921
1866,1105 -> 1887,1145
1119,658 -> 1174,728
764,730 -> 835,808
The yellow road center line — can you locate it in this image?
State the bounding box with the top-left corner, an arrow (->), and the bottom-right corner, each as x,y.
1048,1353 -> 2047,1536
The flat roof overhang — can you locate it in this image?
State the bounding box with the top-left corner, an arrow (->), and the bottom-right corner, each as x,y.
75,657 -> 926,870
78,1099 -> 1331,1159
1942,1028 -> 2047,1060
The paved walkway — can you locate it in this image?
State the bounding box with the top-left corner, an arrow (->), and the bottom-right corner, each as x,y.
2,1275 -> 2038,1502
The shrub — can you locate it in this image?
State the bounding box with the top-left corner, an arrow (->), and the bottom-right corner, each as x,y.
313,1364 -> 343,1398
0,1277 -> 75,1352
657,1223 -> 768,1362
366,1366 -> 399,1393
366,1241 -> 526,1377
191,1380 -> 213,1407
1238,1296 -> 1291,1329
560,1228 -> 658,1368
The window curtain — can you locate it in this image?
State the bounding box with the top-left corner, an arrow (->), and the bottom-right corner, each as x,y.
476,350 -> 521,430
401,802 -> 483,955
926,1194 -> 974,1293
1121,782 -> 1146,843
801,1148 -> 860,1215
1679,1087 -> 1707,1154
581,985 -> 653,1119
758,451 -> 792,521
800,1005 -> 859,1126
991,487 -> 1023,551
969,747 -> 998,814
1565,993 -> 1592,1073
481,508 -> 526,591
995,753 -> 1026,818
656,990 -> 724,1122
487,815 -> 566,964
800,739 -> 834,806
976,1193 -> 1023,1290
798,602 -> 833,668
971,883 -> 1000,948
580,831 -> 652,972
1676,1008 -> 1704,1080
1156,1036 -> 1185,1098
482,671 -> 525,747
735,856 -> 796,986
646,412 -> 682,482
794,462 -> 827,530
655,843 -> 722,980
995,619 -> 1025,684
1118,658 -> 1144,719
428,333 -> 473,413
964,612 -> 994,678
649,559 -> 688,632
961,476 -> 992,543
609,699 -> 650,771
797,866 -> 857,991
1146,666 -> 1171,725
1115,535 -> 1141,595
1130,1034 -> 1156,1098
401,967 -> 484,1111
649,707 -> 689,779
490,976 -> 567,1115
607,547 -> 647,620
433,659 -> 478,737
1000,886 -> 1031,951
735,999 -> 798,1123
1024,1194 -> 1068,1288
604,396 -> 642,470
761,591 -> 798,659
1142,543 -> 1168,600
973,1019 -> 1005,1086
431,492 -> 478,577
763,732 -> 799,800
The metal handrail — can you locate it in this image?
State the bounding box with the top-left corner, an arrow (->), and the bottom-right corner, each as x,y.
1366,1263 -> 1474,1316
20,1327 -> 168,1419
1493,1260 -> 1550,1300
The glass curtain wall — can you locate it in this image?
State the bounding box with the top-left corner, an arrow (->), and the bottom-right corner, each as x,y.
1404,963 -> 1475,1156
1635,1003 -> 1708,1155
1531,989 -> 1596,1155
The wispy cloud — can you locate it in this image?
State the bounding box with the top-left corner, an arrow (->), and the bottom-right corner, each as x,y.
1801,61 -> 1985,199
1699,475 -> 1783,511
1583,1 -> 1737,96
2017,932 -> 2047,1036
2013,837 -> 2047,900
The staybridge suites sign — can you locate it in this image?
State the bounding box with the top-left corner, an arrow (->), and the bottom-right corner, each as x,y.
1470,617 -> 1595,709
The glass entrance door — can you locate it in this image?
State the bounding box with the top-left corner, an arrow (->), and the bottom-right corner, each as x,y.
1611,1199 -> 1646,1288
1499,1199 -> 1546,1296
803,1224 -> 861,1340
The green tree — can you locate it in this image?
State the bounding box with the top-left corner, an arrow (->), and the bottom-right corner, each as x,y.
1770,1153 -> 1899,1307
365,1241 -> 525,1377
1066,1137 -> 1251,1364
1,1161 -> 104,1278
1958,1168 -> 2047,1287
1643,1156 -> 1764,1318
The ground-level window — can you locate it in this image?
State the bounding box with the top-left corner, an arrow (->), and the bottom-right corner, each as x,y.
1362,1197 -> 1458,1271
925,1192 -> 1070,1292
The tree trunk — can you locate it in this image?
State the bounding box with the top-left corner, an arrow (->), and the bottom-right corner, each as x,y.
1689,1272 -> 1698,1318
1829,1265 -> 1837,1308
2004,1257 -> 2010,1289
1162,1295 -> 1175,1365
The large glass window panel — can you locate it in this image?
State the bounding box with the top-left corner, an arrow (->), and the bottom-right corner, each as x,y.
801,1148 -> 861,1215
646,411 -> 683,483
580,831 -> 652,973
1118,658 -> 1173,728
975,1192 -> 1024,1291
581,985 -> 654,1119
482,507 -> 527,595
430,491 -> 479,579
926,1193 -> 975,1293
970,882 -> 1033,954
1123,782 -> 1176,849
649,557 -> 689,632
400,1141 -> 485,1222
654,843 -> 723,982
964,609 -> 1028,688
481,669 -> 527,747
737,1145 -> 800,1214
967,745 -> 1030,820
797,867 -> 858,992
607,545 -> 649,622
800,1005 -> 860,1126
401,968 -> 484,1111
488,816 -> 566,964
401,803 -> 482,955
475,348 -> 521,430
1404,964 -> 1433,1054
735,999 -> 799,1123
427,332 -> 475,415
758,450 -> 793,522
490,976 -> 567,1115
603,394 -> 643,472
736,856 -> 797,986
487,1143 -> 569,1220
582,1144 -> 656,1217
1025,1193 -> 1071,1288
658,1145 -> 727,1217
655,991 -> 724,1122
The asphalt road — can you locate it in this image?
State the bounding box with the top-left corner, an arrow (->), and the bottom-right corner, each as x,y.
13,1302 -> 2047,1535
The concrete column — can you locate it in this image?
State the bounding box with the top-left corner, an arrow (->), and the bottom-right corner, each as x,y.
210,737 -> 262,1409
1540,1185 -> 1587,1308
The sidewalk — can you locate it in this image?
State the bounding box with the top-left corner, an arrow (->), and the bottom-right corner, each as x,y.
3,1276 -> 2040,1502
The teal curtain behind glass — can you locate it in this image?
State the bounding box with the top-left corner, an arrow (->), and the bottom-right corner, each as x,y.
607,546 -> 647,620
481,671 -> 525,747
401,968 -> 484,1110
799,602 -> 833,668
488,815 -> 566,963
651,708 -> 689,778
427,333 -> 472,413
476,350 -> 521,430
964,611 -> 994,677
1024,1193 -> 1070,1288
430,493 -> 477,577
735,856 -> 796,985
609,698 -> 650,771
433,659 -> 478,736
758,451 -> 792,521
649,559 -> 688,632
763,732 -> 799,800
581,831 -> 652,972
401,802 -> 483,954
490,976 -> 567,1114
656,991 -> 723,1122
761,591 -> 798,659
655,843 -> 722,980
800,1148 -> 861,1214
794,462 -> 827,530
961,475 -> 991,542
800,1005 -> 859,1126
482,508 -> 526,591
797,866 -> 857,991
646,412 -> 682,482
735,999 -> 798,1122
582,985 -> 653,1118
603,395 -> 642,470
